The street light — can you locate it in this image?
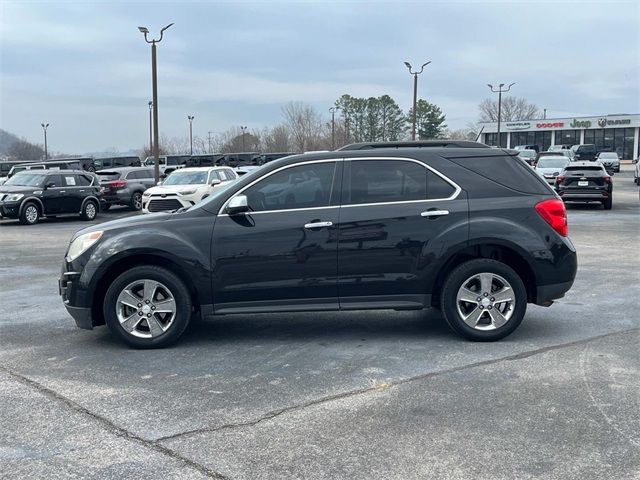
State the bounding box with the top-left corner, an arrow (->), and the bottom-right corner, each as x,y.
138,22 -> 174,183
329,106 -> 339,150
404,60 -> 431,141
41,123 -> 49,160
487,82 -> 515,147
208,131 -> 215,154
188,115 -> 195,155
148,101 -> 153,154
240,126 -> 247,152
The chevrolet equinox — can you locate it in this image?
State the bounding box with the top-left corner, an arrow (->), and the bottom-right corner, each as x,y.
59,144 -> 577,348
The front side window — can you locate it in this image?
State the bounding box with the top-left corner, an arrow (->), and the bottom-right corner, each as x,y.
242,162 -> 336,212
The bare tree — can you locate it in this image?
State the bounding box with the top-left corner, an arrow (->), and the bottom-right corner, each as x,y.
8,139 -> 45,160
259,124 -> 292,152
281,102 -> 324,152
478,96 -> 540,122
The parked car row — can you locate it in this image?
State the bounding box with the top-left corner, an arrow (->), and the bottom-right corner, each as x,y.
517,144 -> 621,174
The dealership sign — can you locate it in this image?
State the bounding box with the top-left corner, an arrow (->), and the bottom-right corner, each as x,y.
486,114 -> 639,132
505,122 -> 531,130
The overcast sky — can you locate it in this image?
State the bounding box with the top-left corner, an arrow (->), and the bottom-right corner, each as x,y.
1,0 -> 639,154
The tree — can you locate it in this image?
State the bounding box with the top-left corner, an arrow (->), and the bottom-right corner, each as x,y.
407,100 -> 447,140
8,138 -> 45,160
478,96 -> 540,122
281,102 -> 324,152
378,95 -> 406,141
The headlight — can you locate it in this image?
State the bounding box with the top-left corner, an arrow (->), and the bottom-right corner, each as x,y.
143,191 -> 151,197
179,189 -> 197,195
66,231 -> 103,262
5,193 -> 24,201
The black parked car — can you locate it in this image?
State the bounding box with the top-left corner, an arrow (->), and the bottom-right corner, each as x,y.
0,170 -> 101,225
91,156 -> 141,172
59,145 -> 577,348
570,144 -> 598,161
555,161 -> 613,209
96,167 -> 155,210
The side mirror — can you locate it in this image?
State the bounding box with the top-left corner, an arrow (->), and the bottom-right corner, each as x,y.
211,178 -> 221,187
226,195 -> 249,215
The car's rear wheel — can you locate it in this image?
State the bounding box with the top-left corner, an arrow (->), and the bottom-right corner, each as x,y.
130,192 -> 143,211
603,197 -> 613,210
19,202 -> 40,225
440,259 -> 527,341
104,266 -> 192,348
81,200 -> 98,221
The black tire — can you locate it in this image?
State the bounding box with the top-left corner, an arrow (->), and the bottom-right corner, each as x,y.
19,202 -> 40,225
130,192 -> 143,211
103,265 -> 192,348
440,259 -> 527,341
81,200 -> 98,221
603,197 -> 612,210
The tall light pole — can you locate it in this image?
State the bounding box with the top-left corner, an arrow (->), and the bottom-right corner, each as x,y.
487,82 -> 515,147
404,60 -> 431,141
138,22 -> 174,184
188,115 -> 195,155
329,106 -> 339,150
148,101 -> 153,154
41,123 -> 49,160
240,126 -> 247,152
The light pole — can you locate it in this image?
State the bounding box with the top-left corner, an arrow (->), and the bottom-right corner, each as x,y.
240,126 -> 247,152
138,22 -> 174,184
41,123 -> 49,160
148,101 -> 153,154
404,60 -> 431,141
487,82 -> 515,147
188,115 -> 195,155
329,106 -> 339,150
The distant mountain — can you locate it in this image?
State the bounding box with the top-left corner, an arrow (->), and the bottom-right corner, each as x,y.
0,129 -> 21,156
0,128 -> 44,160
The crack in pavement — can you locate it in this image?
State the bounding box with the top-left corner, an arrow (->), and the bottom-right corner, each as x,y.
154,327 -> 640,443
0,365 -> 229,480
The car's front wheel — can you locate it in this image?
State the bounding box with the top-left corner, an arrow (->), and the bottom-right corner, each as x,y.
103,266 -> 192,348
130,192 -> 143,211
440,259 -> 527,341
19,202 -> 40,225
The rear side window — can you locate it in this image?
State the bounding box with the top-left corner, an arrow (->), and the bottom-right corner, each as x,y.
449,155 -> 550,194
345,160 -> 426,205
125,171 -> 140,180
76,174 -> 93,186
62,175 -> 77,186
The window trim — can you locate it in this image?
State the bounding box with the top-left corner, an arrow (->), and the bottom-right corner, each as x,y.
217,156 -> 461,216
340,157 -> 461,208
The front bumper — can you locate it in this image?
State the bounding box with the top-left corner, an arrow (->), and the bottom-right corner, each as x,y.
0,200 -> 21,218
59,265 -> 95,329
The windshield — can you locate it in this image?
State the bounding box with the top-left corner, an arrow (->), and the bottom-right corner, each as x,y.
163,171 -> 209,185
536,158 -> 568,168
518,150 -> 535,158
599,153 -> 618,159
4,173 -> 45,187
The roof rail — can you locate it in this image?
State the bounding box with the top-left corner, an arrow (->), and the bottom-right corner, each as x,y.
337,140 -> 490,151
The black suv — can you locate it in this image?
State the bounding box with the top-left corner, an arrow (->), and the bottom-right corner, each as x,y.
59,145 -> 577,348
0,170 -> 102,224
555,161 -> 613,209
570,144 -> 597,161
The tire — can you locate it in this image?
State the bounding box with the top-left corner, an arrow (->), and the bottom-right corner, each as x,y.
130,192 -> 143,211
103,265 -> 192,348
81,200 -> 98,221
440,259 -> 527,341
19,202 -> 40,225
603,197 -> 612,210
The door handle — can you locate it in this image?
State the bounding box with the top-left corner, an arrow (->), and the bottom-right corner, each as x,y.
304,221 -> 333,229
59,190 -> 66,194
421,210 -> 449,218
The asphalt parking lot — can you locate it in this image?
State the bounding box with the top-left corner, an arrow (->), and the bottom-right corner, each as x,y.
1,167 -> 638,479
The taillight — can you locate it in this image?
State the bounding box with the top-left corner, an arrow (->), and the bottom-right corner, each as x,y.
107,180 -> 127,188
535,199 -> 568,237
603,176 -> 611,183
555,175 -> 565,185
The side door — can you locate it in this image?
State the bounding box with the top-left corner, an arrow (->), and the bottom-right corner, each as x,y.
40,174 -> 65,214
336,157 -> 468,310
139,169 -> 156,189
60,174 -> 84,212
211,160 -> 342,312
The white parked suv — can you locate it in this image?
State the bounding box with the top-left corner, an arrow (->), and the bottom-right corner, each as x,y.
142,167 -> 238,213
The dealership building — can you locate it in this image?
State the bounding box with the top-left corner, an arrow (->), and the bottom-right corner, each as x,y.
479,113 -> 640,159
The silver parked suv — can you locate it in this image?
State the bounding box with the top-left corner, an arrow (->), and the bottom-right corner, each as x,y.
96,167 -> 155,210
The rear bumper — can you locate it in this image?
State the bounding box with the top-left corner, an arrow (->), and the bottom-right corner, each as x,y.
559,190 -> 610,200
535,280 -> 574,306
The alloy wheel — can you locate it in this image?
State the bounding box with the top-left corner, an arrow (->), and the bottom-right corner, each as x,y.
116,279 -> 176,338
456,272 -> 515,331
25,205 -> 38,224
85,202 -> 96,219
